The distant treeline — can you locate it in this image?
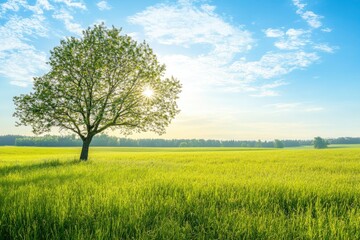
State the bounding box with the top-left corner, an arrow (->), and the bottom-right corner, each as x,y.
0,135 -> 359,148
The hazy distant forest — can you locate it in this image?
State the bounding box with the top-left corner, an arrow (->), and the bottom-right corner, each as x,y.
1,135 -> 359,148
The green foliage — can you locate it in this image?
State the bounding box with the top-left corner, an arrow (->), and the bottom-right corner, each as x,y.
1,147 -> 360,238
255,140 -> 262,148
0,134 -> 325,148
13,24 -> 181,160
313,137 -> 328,149
0,135 -> 21,145
274,139 -> 285,148
179,142 -> 188,147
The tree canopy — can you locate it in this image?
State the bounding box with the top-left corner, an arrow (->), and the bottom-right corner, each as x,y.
13,24 -> 181,160
313,137 -> 328,149
274,139 -> 284,148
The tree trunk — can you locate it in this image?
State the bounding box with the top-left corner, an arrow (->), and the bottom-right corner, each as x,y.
80,137 -> 92,161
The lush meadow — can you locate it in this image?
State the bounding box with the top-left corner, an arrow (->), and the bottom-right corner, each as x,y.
1,146 -> 360,239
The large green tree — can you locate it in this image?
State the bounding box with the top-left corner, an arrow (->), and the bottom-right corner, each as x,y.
273,139 -> 284,148
313,137 -> 328,149
13,24 -> 181,160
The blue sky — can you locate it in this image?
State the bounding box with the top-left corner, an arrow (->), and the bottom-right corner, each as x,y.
0,0 -> 359,140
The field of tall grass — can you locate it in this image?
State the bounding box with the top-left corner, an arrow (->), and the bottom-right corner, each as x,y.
1,146 -> 360,239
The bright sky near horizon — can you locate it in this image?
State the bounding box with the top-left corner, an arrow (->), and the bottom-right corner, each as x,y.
0,0 -> 359,140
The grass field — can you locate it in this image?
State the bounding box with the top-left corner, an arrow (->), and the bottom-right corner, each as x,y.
1,146 -> 360,239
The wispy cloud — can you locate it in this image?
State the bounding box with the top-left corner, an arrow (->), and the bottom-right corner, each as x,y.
53,9 -> 83,35
264,28 -> 284,38
268,102 -> 324,112
230,51 -> 319,81
293,0 -> 323,28
129,0 -> 336,100
1,0 -> 53,16
0,0 -> 334,95
0,14 -> 48,87
96,0 -> 111,11
128,1 -> 253,62
250,81 -> 289,97
129,0 -> 327,97
0,48 -> 48,87
37,0 -> 52,11
0,15 -> 48,48
273,28 -> 310,50
0,0 -> 86,87
313,43 -> 336,53
265,2 -> 336,57
53,0 -> 86,10
0,0 -> 23,14
321,27 -> 332,33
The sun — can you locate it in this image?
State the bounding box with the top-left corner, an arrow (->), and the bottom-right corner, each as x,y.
142,87 -> 154,98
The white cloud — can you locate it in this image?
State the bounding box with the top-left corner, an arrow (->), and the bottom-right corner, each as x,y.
0,0 -> 86,87
293,0 -> 306,11
0,0 -> 53,15
268,102 -> 324,113
129,0 -> 325,98
0,48 -> 48,87
37,0 -> 52,10
53,9 -> 83,35
265,2 -> 334,54
274,28 -> 310,50
321,27 -> 332,33
287,28 -> 306,37
201,4 -> 216,13
159,49 -> 318,97
53,0 -> 86,10
1,0 -> 24,13
293,0 -> 323,29
25,0 -> 53,14
0,14 -> 48,87
264,28 -> 284,38
313,43 -> 336,53
301,11 -> 322,28
230,51 -> 319,81
97,0 -> 111,11
128,1 -> 253,62
126,32 -> 140,41
2,15 -> 47,40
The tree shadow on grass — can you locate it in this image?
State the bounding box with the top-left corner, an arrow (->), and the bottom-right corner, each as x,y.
0,159 -> 82,177
0,159 -> 87,188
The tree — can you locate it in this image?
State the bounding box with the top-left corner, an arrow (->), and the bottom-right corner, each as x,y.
273,139 -> 284,148
13,24 -> 181,160
179,142 -> 188,148
255,140 -> 262,148
313,137 -> 328,149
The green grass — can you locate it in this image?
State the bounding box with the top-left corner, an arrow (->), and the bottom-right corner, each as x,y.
1,146 -> 360,239
329,144 -> 360,148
